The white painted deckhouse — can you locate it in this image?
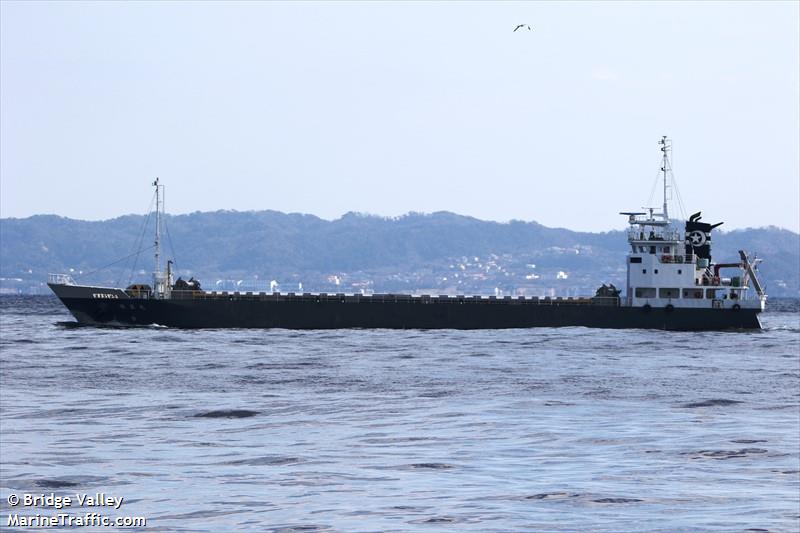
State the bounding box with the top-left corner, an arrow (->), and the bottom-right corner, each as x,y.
621,137 -> 766,312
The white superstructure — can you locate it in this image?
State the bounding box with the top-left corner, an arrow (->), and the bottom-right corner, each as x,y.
620,137 -> 766,312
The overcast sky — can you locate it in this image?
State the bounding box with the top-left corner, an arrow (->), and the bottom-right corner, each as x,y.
1,1 -> 798,232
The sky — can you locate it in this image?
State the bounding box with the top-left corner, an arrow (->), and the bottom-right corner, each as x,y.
1,1 -> 798,232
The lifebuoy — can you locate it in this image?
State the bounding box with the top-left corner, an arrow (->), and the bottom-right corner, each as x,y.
665,304 -> 674,312
733,303 -> 741,311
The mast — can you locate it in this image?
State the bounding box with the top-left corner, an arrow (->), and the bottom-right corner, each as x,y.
659,136 -> 671,222
153,178 -> 164,297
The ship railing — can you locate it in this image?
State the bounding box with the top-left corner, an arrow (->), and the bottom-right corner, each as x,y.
48,273 -> 76,285
168,290 -> 620,306
627,229 -> 682,242
659,254 -> 695,264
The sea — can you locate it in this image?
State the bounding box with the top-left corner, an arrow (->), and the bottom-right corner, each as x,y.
0,295 -> 798,533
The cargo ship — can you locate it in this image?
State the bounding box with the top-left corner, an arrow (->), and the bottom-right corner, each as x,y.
48,137 -> 766,330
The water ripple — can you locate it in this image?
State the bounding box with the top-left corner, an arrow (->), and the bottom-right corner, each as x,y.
0,296 -> 798,532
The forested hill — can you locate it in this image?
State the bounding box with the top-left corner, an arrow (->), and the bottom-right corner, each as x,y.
1,210 -> 797,297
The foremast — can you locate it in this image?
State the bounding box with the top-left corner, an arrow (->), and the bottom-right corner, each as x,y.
152,178 -> 171,299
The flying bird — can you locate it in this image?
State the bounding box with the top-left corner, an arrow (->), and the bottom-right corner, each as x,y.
513,24 -> 532,32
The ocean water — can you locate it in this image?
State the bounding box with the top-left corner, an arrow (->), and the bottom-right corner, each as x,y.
0,296 -> 798,533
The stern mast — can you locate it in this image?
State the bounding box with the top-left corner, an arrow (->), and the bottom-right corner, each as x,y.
659,135 -> 671,223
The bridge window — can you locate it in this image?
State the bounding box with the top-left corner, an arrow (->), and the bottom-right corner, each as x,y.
654,269 -> 659,274
630,257 -> 642,264
635,287 -> 656,298
659,288 -> 679,298
650,246 -> 656,254
683,289 -> 703,299
706,289 -> 718,299
678,269 -> 682,274
642,269 -> 647,274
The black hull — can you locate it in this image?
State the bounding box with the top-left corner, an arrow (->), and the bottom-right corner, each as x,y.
49,286 -> 762,331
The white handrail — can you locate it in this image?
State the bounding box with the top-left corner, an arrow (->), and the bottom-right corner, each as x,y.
48,273 -> 75,285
